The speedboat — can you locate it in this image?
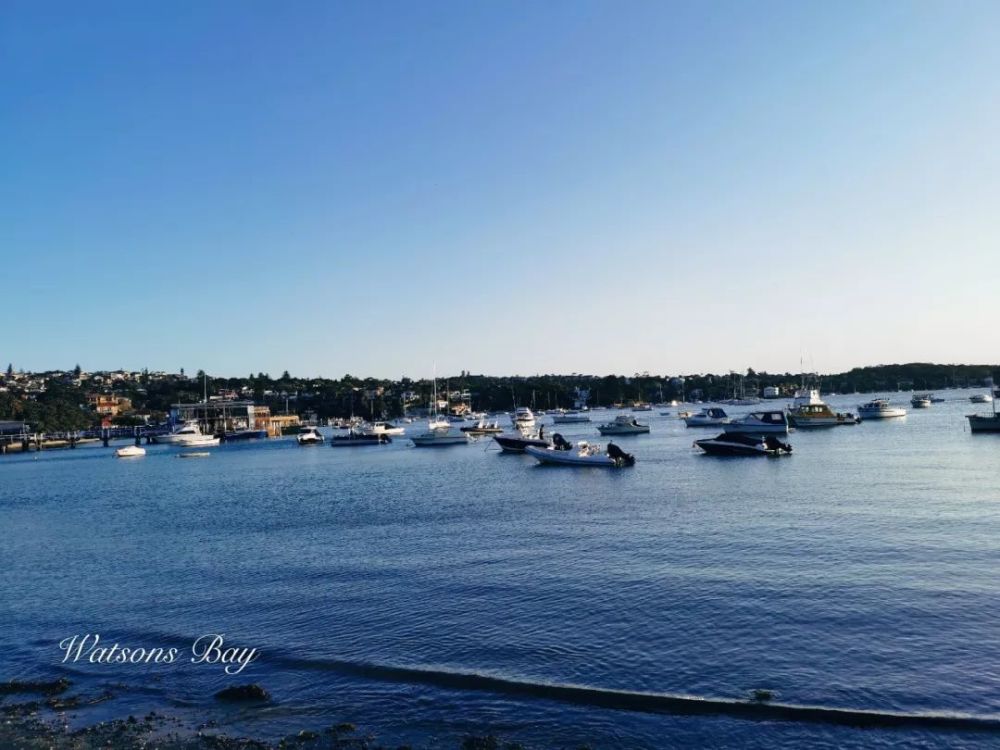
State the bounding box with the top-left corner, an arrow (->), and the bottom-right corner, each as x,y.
684,407 -> 730,427
597,415 -> 650,435
525,440 -> 635,467
332,429 -> 391,447
786,389 -> 859,427
115,445 -> 146,458
970,393 -> 993,404
296,426 -> 324,445
695,433 -> 793,457
152,421 -> 205,445
511,407 -> 536,430
361,421 -> 405,436
857,399 -> 907,419
461,418 -> 504,435
910,394 -> 932,409
723,411 -> 790,434
492,424 -> 553,453
551,410 -> 591,424
176,434 -> 221,447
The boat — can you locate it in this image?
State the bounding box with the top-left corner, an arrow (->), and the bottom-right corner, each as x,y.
683,407 -> 730,427
296,426 -> 324,445
910,394 -> 932,409
695,433 -> 793,456
967,394 -> 1000,432
511,406 -> 536,430
857,399 -> 907,419
492,424 -> 553,453
361,421 -> 405,436
461,418 -> 504,435
551,410 -> 591,424
115,445 -> 146,458
410,431 -> 469,447
970,393 -> 993,404
223,429 -> 268,441
723,411 -> 790,434
524,440 -> 635,467
151,421 -> 206,445
786,389 -> 859,427
176,434 -> 221,447
632,403 -> 653,412
332,429 -> 391,447
177,451 -> 210,458
930,396 -> 946,403
596,415 -> 650,435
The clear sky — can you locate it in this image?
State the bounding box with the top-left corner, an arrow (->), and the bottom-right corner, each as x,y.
3,1 -> 999,379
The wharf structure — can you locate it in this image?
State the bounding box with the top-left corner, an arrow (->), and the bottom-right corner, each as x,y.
170,400 -> 299,437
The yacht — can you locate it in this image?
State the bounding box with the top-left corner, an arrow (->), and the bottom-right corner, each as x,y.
511,407 -> 536,430
551,410 -> 591,424
723,411 -> 790,435
296,426 -> 324,445
970,393 -> 993,404
857,398 -> 907,419
684,407 -> 730,427
597,415 -> 650,435
910,394 -> 932,409
362,421 -> 405,436
695,433 -> 793,457
152,421 -> 206,445
786,389 -> 859,427
410,429 -> 469,447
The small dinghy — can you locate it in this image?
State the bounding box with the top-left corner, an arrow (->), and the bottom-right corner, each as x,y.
115,445 -> 146,458
695,433 -> 792,457
177,451 -> 211,458
525,440 -> 635,467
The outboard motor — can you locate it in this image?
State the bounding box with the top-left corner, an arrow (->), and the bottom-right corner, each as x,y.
552,433 -> 572,451
606,442 -> 635,467
764,436 -> 792,453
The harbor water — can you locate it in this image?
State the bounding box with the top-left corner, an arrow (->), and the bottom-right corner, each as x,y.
2,390 -> 999,748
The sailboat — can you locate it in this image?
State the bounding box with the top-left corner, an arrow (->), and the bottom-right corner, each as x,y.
411,367 -> 469,447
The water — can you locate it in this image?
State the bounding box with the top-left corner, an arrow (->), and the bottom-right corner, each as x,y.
2,390 -> 1000,748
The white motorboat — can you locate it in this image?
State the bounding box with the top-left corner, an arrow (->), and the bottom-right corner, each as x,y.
723,411 -> 790,435
427,415 -> 451,431
296,426 -> 324,445
597,414 -> 650,435
176,434 -> 221,447
362,421 -> 405,436
525,440 -> 635,467
152,421 -> 205,445
695,433 -> 793,457
857,398 -> 907,419
684,407 -> 730,427
551,410 -> 591,424
970,393 -> 993,404
786,389 -> 859,427
511,407 -> 536,430
910,394 -> 932,408
115,445 -> 146,458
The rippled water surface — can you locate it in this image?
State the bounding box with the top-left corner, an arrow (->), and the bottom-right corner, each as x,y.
3,390 -> 1000,748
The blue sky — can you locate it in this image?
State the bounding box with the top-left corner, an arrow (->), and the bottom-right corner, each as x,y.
3,1 -> 999,378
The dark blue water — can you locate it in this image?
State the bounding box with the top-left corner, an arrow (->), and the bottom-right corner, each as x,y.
3,390 -> 1000,748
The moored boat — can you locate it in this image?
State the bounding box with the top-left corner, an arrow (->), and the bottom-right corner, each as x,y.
461,418 -> 504,435
910,394 -> 932,408
970,393 -> 993,404
967,413 -> 1000,433
684,407 -> 730,427
597,415 -> 650,435
361,421 -> 405,436
177,451 -> 211,458
410,430 -> 469,447
296,426 -> 324,445
525,440 -> 635,467
152,421 -> 205,445
786,389 -> 859,427
511,406 -> 536,430
176,434 -> 221,447
332,429 -> 391,447
723,410 -> 790,434
695,433 -> 793,457
551,410 -> 591,424
857,398 -> 907,419
223,428 -> 268,441
115,445 -> 146,458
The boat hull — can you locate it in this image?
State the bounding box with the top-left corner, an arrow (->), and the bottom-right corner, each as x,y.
410,435 -> 469,446
493,434 -> 548,453
967,415 -> 1000,433
524,445 -> 619,467
332,434 -> 391,446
